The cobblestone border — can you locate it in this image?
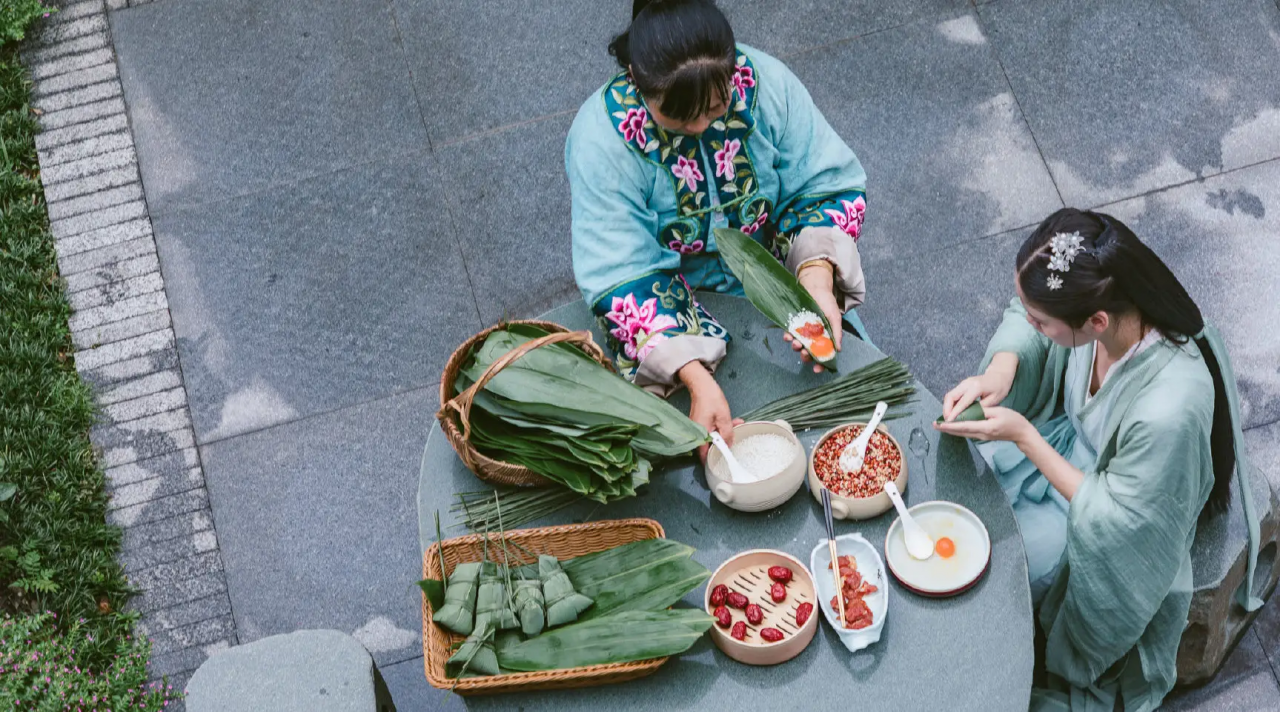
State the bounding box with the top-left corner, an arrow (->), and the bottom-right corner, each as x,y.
22,0 -> 234,698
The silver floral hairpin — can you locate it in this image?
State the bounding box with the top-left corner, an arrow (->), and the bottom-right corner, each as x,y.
1046,231 -> 1085,290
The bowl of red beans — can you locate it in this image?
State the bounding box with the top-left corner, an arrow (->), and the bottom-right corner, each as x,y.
807,422 -> 908,520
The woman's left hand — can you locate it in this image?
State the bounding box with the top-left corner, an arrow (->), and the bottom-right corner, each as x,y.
785,261 -> 843,373
934,406 -> 1036,445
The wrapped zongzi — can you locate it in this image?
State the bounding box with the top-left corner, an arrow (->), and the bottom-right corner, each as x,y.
474,563 -> 520,632
445,620 -> 499,678
434,561 -> 481,636
540,554 -> 593,627
513,578 -> 546,637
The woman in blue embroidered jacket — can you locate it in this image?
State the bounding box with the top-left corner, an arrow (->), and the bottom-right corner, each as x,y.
566,0 -> 870,452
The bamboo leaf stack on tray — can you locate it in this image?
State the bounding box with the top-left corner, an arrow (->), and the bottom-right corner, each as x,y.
456,324 -> 708,504
421,537 -> 713,679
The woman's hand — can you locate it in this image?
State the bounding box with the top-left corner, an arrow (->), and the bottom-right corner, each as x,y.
784,260 -> 843,374
940,353 -> 1018,421
934,406 -> 1036,445
679,361 -> 744,461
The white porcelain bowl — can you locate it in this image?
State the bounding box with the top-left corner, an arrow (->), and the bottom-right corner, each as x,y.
705,420 -> 807,513
809,533 -> 888,652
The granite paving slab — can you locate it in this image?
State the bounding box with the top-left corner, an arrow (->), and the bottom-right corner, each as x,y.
149,155 -> 481,443
978,0 -> 1280,207
109,0 -> 429,213
378,656 -> 459,712
433,113 -> 579,324
1103,160 -> 1280,430
200,386 -> 436,668
392,0 -> 629,144
786,8 -> 1061,259
720,0 -> 967,57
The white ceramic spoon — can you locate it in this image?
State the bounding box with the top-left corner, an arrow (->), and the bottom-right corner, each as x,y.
839,401 -> 889,473
710,432 -> 757,484
884,480 -> 934,560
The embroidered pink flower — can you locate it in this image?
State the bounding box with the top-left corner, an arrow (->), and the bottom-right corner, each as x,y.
731,65 -> 756,102
668,239 -> 705,255
672,155 -> 704,192
741,210 -> 769,235
605,293 -> 680,361
714,139 -> 740,179
619,108 -> 649,147
823,196 -> 867,240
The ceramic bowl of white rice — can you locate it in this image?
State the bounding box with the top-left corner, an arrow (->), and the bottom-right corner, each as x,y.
705,420 -> 807,512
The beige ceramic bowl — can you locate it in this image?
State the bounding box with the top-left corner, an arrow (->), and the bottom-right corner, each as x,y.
807,422 -> 908,520
705,549 -> 818,665
704,420 -> 806,513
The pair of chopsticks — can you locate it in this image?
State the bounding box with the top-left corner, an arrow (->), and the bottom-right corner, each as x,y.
821,489 -> 847,629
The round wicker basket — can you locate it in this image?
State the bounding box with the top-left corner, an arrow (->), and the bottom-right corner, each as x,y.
436,320 -> 613,488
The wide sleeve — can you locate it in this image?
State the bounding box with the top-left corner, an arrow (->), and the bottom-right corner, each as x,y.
979,298 -> 1061,419
566,105 -> 729,396
1041,392 -> 1212,685
757,54 -> 869,309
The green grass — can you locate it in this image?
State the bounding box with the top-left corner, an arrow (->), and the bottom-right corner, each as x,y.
0,42 -> 140,666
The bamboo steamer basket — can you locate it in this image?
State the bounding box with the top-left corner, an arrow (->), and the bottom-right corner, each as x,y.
437,320 -> 613,488
421,518 -> 668,695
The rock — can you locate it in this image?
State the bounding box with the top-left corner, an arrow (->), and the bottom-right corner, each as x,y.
185,629 -> 396,712
1178,467 -> 1280,687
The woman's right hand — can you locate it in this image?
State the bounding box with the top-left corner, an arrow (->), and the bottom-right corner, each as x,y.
941,353 -> 1018,422
679,361 -> 742,461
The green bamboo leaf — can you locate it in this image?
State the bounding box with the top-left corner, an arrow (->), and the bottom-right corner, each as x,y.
712,227 -> 839,370
418,578 -> 445,611
496,610 -> 713,672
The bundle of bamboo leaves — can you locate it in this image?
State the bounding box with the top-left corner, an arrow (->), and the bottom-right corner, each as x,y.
420,537 -> 713,678
742,357 -> 917,429
455,324 -> 708,503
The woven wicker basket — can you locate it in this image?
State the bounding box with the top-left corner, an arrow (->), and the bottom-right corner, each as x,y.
437,320 -> 612,488
421,518 -> 668,695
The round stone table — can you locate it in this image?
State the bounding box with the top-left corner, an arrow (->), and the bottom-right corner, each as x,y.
418,294 -> 1034,711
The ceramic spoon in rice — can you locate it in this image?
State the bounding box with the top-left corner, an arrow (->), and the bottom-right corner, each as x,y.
885,480 -> 935,560
839,401 -> 889,473
710,432 -> 758,484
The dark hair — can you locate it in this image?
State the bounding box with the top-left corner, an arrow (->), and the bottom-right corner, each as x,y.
608,0 -> 736,122
1016,208 -> 1234,517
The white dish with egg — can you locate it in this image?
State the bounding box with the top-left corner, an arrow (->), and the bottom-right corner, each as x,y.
705,421 -> 806,512
884,501 -> 991,597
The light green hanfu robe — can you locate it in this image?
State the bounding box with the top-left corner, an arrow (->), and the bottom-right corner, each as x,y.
977,299 -> 1263,712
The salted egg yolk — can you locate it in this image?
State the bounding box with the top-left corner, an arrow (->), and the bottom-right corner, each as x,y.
935,537 -> 956,558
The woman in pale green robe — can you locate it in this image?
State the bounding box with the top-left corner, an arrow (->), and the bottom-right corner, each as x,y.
936,208 -> 1262,711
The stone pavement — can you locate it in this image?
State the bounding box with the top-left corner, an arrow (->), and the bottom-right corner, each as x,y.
19,0 -> 1280,708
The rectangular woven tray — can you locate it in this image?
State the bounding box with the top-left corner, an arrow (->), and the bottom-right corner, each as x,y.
422,517 -> 667,695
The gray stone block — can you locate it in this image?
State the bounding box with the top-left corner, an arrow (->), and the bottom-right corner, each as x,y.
135,591 -> 231,634
93,407 -> 192,447
719,0 -> 966,57
98,369 -> 183,406
121,528 -> 220,573
48,181 -> 143,222
109,466 -> 203,511
70,290 -> 169,332
102,388 -> 189,426
130,551 -> 224,593
24,31 -> 110,64
74,324 -> 173,371
100,426 -> 195,469
48,1 -> 107,22
37,96 -> 126,131
41,147 -> 136,186
147,615 -> 237,656
107,0 -> 128,10
40,131 -> 133,169
51,199 -> 147,240
37,113 -> 129,154
62,250 -> 159,293
32,78 -> 122,114
69,270 -> 163,310
184,630 -> 392,712
109,487 -> 208,529
122,509 -> 214,551
44,165 -> 139,203
58,234 -> 155,277
110,0 -> 429,212
148,635 -> 227,677
57,217 -> 151,256
80,346 -> 179,389
33,14 -> 109,47
72,308 -> 169,350
379,656 -> 457,712
33,62 -> 118,99
106,446 -> 200,489
29,46 -> 113,81
133,573 -> 230,618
